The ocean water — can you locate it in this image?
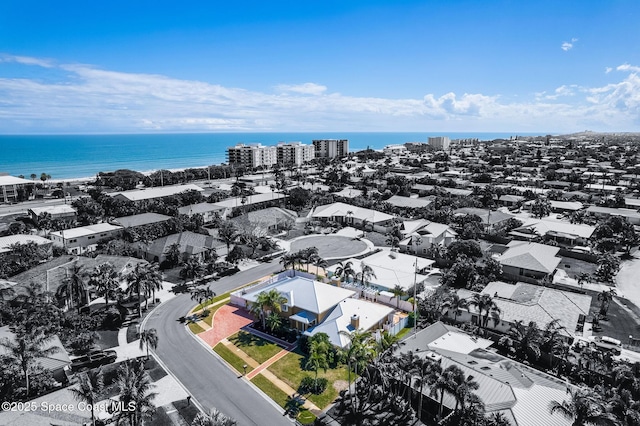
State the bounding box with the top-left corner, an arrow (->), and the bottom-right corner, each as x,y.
0,132 -> 541,180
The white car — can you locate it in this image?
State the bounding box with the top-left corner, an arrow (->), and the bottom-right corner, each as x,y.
589,335 -> 622,354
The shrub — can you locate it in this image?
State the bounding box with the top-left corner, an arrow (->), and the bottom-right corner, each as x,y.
299,376 -> 328,395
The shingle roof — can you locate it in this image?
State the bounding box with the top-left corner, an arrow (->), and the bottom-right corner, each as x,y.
112,213 -> 172,228
498,241 -> 561,274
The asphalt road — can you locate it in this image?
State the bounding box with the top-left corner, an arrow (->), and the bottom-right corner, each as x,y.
145,259 -> 294,426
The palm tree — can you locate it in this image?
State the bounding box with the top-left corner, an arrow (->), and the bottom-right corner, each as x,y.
452,370 -> 480,412
305,339 -> 330,390
334,261 -> 356,283
411,355 -> 442,421
265,312 -> 283,333
250,289 -> 287,329
550,387 -> 620,426
431,364 -> 459,420
116,359 -> 157,426
139,328 -> 159,360
391,285 -> 406,308
89,262 -> 120,306
469,293 -> 501,329
180,257 -> 205,286
597,289 -> 617,317
339,329 -> 376,416
0,329 -> 59,397
442,293 -> 468,323
279,253 -> 296,271
506,320 -> 542,362
311,254 -> 328,276
357,262 -> 377,287
70,369 -> 104,426
218,221 -> 240,253
164,242 -> 182,267
125,263 -> 156,317
58,262 -> 89,313
191,287 -> 215,307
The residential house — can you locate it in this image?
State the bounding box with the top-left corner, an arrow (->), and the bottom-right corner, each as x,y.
29,205 -> 77,224
231,271 -> 396,347
585,205 -> 640,225
399,220 -> 457,254
454,281 -> 591,340
0,326 -> 72,384
112,212 -> 173,230
141,231 -> 227,263
177,202 -> 225,223
212,192 -> 288,219
495,241 -> 561,282
509,219 -> 595,247
0,174 -> 32,203
0,234 -> 53,257
311,202 -> 396,232
399,321 -> 575,426
110,183 -> 204,204
385,195 -> 433,209
454,207 -> 514,231
327,249 -> 436,295
49,223 -> 123,255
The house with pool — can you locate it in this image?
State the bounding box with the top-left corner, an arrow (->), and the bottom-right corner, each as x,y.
230,270 -> 398,348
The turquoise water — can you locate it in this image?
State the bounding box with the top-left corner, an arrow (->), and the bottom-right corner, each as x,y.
0,132 -> 541,179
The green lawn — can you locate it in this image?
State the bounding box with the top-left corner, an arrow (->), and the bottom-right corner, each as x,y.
251,374 -> 316,424
228,331 -> 282,363
267,349 -> 350,409
188,322 -> 206,334
213,343 -> 254,374
396,327 -> 412,340
251,373 -> 289,407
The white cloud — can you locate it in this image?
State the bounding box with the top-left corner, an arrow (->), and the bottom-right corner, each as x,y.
561,38 -> 578,51
0,54 -> 54,68
606,67 -> 613,74
617,64 -> 640,73
1,56 -> 640,133
275,82 -> 327,95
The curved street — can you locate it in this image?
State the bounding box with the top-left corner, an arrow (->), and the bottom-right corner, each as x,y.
145,259 -> 294,426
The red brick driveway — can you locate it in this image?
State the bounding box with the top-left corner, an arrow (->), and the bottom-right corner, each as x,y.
199,305 -> 254,347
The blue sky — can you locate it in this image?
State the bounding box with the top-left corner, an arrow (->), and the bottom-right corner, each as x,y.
1,0 -> 639,134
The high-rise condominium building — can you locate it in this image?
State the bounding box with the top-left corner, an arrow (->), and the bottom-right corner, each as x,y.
227,141 -> 315,168
312,139 -> 349,159
276,142 -> 315,166
227,143 -> 277,168
428,136 -> 450,151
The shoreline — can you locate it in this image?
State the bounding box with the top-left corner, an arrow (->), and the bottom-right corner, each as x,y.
47,164 -> 215,185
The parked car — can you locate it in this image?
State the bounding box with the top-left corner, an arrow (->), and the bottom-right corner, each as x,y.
589,335 -> 622,355
71,350 -> 118,371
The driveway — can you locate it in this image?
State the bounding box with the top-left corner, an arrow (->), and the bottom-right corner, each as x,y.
199,305 -> 254,347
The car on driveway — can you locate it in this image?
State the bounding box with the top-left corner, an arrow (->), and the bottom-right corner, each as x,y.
71,350 -> 118,371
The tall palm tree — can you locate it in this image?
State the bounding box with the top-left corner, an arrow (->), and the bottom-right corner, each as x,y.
70,369 -> 104,426
116,359 -> 157,426
191,287 -> 216,307
506,320 -> 542,362
469,293 -> 501,329
89,262 -> 120,306
250,289 -> 287,329
442,293 -> 468,323
58,262 -> 88,313
431,364 -> 459,420
597,289 -> 617,317
334,261 -> 356,283
550,387 -> 620,426
357,262 -> 377,287
163,242 -> 182,267
339,329 -> 377,416
391,285 -> 406,308
306,339 -> 330,390
0,329 -> 59,397
411,355 -> 442,421
139,328 -> 159,360
311,254 -> 328,276
452,370 -> 480,412
180,257 -> 205,286
125,263 -> 155,317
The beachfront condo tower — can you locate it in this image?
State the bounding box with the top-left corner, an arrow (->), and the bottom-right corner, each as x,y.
312,139 -> 349,159
428,136 -> 450,151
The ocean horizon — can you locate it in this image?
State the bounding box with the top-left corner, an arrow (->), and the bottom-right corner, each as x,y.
1,132 -> 545,180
